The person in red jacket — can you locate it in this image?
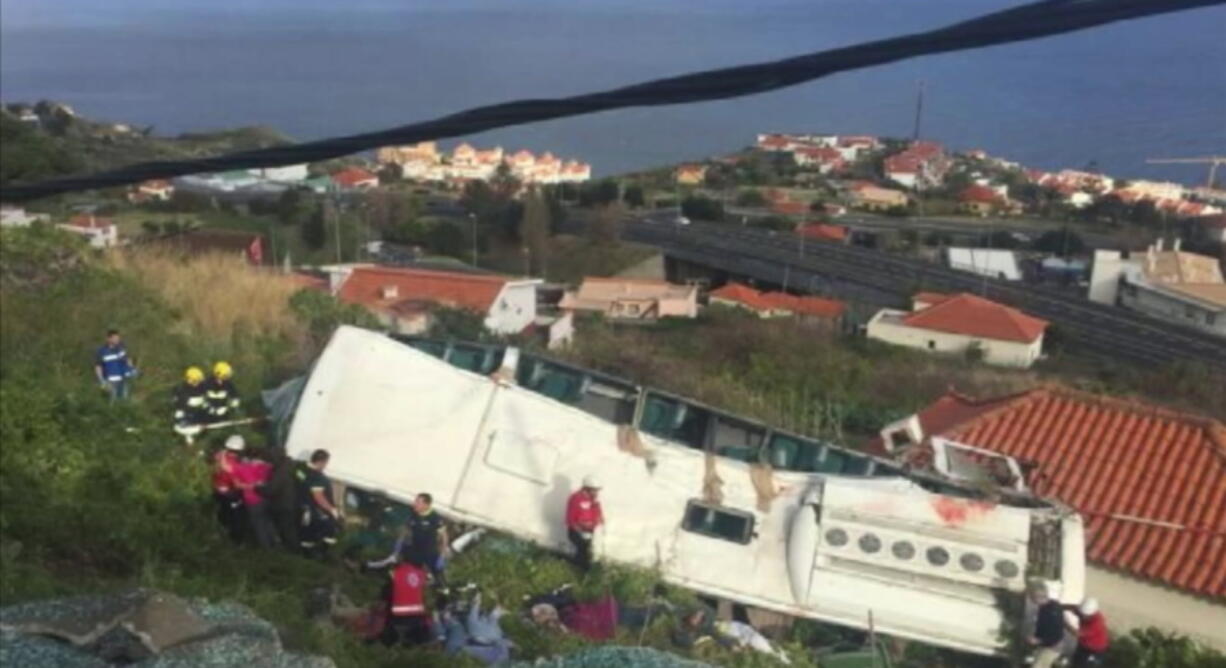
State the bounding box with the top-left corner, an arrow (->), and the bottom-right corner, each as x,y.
565,475 -> 604,572
380,548 -> 433,646
1064,597 -> 1109,667
211,435 -> 246,544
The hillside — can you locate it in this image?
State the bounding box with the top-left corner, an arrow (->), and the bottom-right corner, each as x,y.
0,101 -> 289,186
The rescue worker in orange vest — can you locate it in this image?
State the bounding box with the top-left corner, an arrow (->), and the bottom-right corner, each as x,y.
565,475 -> 604,572
380,547 -> 433,647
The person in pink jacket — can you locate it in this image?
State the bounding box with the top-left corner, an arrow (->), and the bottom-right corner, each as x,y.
232,448 -> 276,548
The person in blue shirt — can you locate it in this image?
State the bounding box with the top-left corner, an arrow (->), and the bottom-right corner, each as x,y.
94,329 -> 136,402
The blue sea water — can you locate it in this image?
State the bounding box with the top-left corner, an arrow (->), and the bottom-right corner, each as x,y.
1,0 -> 1223,182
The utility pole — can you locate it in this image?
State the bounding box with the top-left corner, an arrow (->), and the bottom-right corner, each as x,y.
911,80 -> 925,142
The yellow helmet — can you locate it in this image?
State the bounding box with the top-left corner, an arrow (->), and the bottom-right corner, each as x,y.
184,366 -> 205,384
212,361 -> 233,379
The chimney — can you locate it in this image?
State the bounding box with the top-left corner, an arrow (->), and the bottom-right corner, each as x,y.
381,284 -> 399,300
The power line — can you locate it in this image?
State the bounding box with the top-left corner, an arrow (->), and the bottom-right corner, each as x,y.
2,0 -> 1221,203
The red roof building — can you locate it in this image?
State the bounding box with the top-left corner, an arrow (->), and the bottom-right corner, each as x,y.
331,167 -> 379,190
797,223 -> 849,243
333,265 -> 541,335
770,200 -> 810,217
867,293 -> 1048,367
709,282 -> 845,321
864,386 -> 1226,601
900,293 -> 1047,343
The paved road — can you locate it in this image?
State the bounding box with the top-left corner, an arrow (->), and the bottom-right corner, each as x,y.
619,219 -> 1226,370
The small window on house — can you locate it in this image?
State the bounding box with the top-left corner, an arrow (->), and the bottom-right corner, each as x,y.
927,340 -> 936,350
1208,313 -> 1217,326
1185,305 -> 1197,319
681,500 -> 755,544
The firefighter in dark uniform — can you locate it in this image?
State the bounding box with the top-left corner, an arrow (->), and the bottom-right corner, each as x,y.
173,366 -> 209,437
380,547 -> 433,646
205,361 -> 241,424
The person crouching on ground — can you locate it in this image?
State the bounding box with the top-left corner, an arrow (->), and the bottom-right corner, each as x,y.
565,475 -> 604,572
380,548 -> 434,647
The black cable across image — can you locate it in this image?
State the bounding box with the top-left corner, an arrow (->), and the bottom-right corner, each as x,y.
1,0 -> 1221,203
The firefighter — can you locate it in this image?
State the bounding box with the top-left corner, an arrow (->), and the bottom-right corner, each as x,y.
205,361 -> 241,423
173,366 -> 209,437
380,548 -> 433,646
565,475 -> 604,572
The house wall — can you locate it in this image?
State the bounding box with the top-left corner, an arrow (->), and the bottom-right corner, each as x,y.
1087,251 -> 1129,305
866,311 -> 1042,368
257,164 -> 309,182
1120,281 -> 1225,336
1086,567 -> 1226,652
547,311 -> 574,350
887,172 -> 917,189
485,282 -> 538,334
658,293 -> 699,318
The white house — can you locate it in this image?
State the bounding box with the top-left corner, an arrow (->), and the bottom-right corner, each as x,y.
1088,241 -> 1226,337
330,264 -> 542,335
251,164 -> 310,182
0,206 -> 48,228
57,214 -> 119,249
866,292 -> 1048,368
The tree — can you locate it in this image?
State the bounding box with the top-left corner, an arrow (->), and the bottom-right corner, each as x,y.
520,189 -> 551,276
579,179 -> 620,208
276,188 -> 313,225
424,221 -> 466,258
1033,229 -> 1085,256
681,195 -> 725,222
735,189 -> 767,207
301,203 -> 327,250
623,184 -> 645,209
749,216 -> 794,231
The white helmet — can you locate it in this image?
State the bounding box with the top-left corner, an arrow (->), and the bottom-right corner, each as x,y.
224,435 -> 246,452
1079,597 -> 1099,616
582,474 -> 602,489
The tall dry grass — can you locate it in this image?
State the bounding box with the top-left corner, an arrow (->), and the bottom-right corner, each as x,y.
106,249 -> 302,343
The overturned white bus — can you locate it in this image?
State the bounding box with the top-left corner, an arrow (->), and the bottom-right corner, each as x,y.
271,326 -> 1085,656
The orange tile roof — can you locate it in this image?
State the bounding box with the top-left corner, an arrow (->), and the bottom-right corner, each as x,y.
879,387 -> 1226,598
331,167 -> 378,188
709,282 -> 844,318
66,214 -> 115,229
709,282 -> 775,311
900,292 -> 1047,343
336,266 -> 510,314
767,292 -> 845,318
797,223 -> 848,242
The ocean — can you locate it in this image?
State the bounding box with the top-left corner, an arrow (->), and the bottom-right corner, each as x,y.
2,0 -> 1224,183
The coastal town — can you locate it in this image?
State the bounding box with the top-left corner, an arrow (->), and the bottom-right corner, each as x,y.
2,96 -> 1225,668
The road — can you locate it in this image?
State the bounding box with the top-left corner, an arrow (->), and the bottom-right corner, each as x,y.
618,219 -> 1226,370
